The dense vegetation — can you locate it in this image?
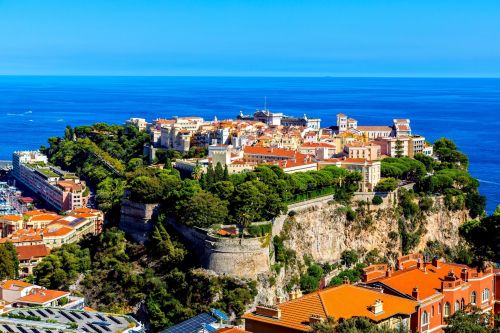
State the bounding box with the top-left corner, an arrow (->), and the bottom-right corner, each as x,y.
41,124 -> 498,332
0,242 -> 19,280
34,225 -> 256,331
309,316 -> 409,333
381,138 -> 485,218
444,305 -> 500,333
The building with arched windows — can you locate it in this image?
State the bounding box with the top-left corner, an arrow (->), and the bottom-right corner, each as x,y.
362,254 -> 495,333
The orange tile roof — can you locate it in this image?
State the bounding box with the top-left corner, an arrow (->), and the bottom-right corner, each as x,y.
23,210 -> 47,217
16,244 -> 50,260
377,262 -> 476,301
43,226 -> 73,237
300,142 -> 335,148
29,214 -> 60,222
0,215 -> 23,221
17,288 -> 69,304
243,146 -> 298,158
243,284 -> 417,331
1,280 -> 33,290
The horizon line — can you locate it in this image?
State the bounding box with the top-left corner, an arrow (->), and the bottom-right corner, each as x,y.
1,74 -> 500,79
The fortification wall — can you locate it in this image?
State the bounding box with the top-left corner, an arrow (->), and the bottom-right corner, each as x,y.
165,218 -> 270,279
119,198 -> 160,243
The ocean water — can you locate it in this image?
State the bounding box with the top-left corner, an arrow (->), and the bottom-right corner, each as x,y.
0,76 -> 498,212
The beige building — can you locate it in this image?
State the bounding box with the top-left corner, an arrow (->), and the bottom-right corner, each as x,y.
344,142 -> 381,161
318,158 -> 381,192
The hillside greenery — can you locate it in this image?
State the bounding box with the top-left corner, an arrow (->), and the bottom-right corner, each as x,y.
34,225 -> 256,331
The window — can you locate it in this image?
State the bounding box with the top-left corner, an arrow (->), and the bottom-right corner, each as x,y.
431,306 -> 435,317
471,291 -> 477,304
444,303 -> 451,317
421,311 -> 429,331
460,298 -> 465,310
454,301 -> 460,312
482,289 -> 490,303
438,303 -> 441,314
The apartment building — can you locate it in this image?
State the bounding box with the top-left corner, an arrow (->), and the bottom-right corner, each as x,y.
363,254 -> 495,333
0,209 -> 102,249
12,151 -> 89,212
344,142 -> 381,161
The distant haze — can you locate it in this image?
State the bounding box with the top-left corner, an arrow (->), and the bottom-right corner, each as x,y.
0,0 -> 499,77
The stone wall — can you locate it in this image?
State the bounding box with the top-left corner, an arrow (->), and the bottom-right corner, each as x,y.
119,198 -> 160,243
166,218 -> 270,279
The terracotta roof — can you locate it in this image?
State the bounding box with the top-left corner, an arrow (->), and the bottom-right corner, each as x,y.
23,210 -> 47,217
0,215 -> 23,221
16,244 -> 50,260
377,262 -> 485,301
300,142 -> 335,148
29,214 -> 60,222
1,280 -> 33,290
243,146 -> 300,158
243,284 -> 417,331
17,288 -> 69,304
43,226 -> 73,237
56,180 -> 83,191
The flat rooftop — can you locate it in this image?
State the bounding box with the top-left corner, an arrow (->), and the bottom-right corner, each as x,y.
2,307 -> 143,333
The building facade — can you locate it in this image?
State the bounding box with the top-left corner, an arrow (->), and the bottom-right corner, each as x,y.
12,152 -> 89,212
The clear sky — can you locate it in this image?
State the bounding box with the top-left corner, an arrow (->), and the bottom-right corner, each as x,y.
1,0 -> 499,77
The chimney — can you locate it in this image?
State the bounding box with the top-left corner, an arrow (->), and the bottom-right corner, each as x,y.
256,305 -> 281,319
412,287 -> 419,300
386,268 -> 392,278
309,314 -> 324,325
417,257 -> 422,269
460,268 -> 468,282
371,299 -> 384,315
288,290 -> 296,300
432,257 -> 440,268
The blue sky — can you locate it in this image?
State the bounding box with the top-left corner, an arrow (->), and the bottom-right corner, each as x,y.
0,0 -> 499,76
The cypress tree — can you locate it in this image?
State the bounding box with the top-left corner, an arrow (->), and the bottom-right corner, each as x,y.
206,164 -> 215,189
215,162 -> 224,182
223,164 -> 229,180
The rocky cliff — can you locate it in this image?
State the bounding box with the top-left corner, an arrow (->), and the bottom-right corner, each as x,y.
254,194 -> 470,305
280,196 -> 467,266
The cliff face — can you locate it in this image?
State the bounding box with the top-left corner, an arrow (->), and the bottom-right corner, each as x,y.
253,195 -> 470,305
280,196 -> 468,267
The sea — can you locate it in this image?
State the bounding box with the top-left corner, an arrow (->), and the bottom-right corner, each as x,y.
0,76 -> 498,213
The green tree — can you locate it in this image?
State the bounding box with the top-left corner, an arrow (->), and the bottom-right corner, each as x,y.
180,191 -> 229,228
0,242 -> 19,280
494,204 -> 500,216
444,306 -> 492,333
214,162 -> 225,182
459,215 -> 499,266
374,178 -> 398,192
395,139 -> 404,158
341,249 -> 359,267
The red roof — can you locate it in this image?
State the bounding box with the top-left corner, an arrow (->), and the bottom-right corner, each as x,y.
300,142 -> 335,148
16,245 -> 50,260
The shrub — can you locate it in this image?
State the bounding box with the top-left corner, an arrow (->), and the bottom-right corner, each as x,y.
345,208 -> 357,221
371,195 -> 383,205
374,178 -> 398,192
